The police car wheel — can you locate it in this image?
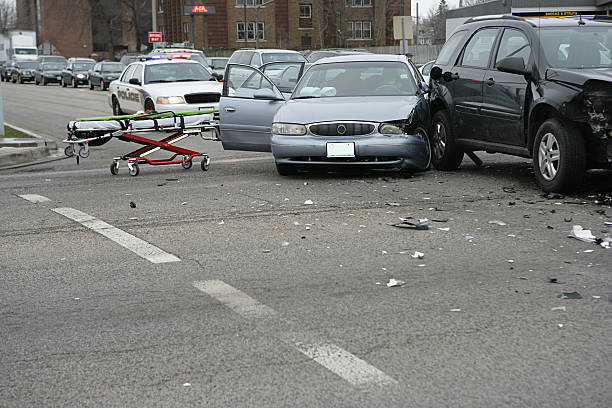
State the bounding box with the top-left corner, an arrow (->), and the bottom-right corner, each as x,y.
145,100 -> 156,113
112,97 -> 124,116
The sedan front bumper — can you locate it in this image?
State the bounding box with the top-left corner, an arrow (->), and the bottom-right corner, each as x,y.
271,133 -> 429,171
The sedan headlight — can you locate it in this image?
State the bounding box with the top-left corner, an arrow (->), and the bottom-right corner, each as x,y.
272,123 -> 307,136
76,73 -> 85,79
379,124 -> 403,135
156,96 -> 185,104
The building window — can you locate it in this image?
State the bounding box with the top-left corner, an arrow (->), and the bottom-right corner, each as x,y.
346,0 -> 372,7
236,0 -> 263,7
237,22 -> 265,41
183,22 -> 189,42
157,0 -> 163,12
299,4 -> 312,18
347,21 -> 372,40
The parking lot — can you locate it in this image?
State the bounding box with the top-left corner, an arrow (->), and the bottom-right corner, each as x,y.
1,80 -> 611,406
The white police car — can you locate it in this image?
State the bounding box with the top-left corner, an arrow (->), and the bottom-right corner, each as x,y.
108,58 -> 223,117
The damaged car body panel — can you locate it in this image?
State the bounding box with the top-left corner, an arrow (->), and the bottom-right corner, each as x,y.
219,55 -> 432,175
429,16 -> 612,193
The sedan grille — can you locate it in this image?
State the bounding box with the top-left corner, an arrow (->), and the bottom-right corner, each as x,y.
185,93 -> 221,104
309,122 -> 375,136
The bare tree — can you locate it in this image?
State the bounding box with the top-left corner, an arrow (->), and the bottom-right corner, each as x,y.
121,0 -> 150,52
462,0 -> 491,6
427,0 -> 447,44
88,0 -> 120,58
0,0 -> 16,33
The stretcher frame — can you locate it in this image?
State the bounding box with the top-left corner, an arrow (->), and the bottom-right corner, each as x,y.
64,110 -> 219,176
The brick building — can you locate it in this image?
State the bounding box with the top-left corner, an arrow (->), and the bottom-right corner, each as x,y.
155,0 -> 410,52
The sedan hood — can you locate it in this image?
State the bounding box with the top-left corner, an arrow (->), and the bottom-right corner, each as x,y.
145,81 -> 222,95
43,70 -> 63,75
276,96 -> 420,124
546,67 -> 612,86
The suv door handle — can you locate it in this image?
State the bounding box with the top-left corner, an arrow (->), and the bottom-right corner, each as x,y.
486,78 -> 495,86
224,106 -> 236,112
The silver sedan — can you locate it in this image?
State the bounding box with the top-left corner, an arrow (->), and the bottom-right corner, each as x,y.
219,54 -> 431,175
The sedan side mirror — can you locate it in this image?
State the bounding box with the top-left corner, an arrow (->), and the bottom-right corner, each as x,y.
128,78 -> 141,85
497,57 -> 530,78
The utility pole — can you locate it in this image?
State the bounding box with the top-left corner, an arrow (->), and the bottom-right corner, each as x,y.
416,2 -> 419,46
152,0 -> 157,31
244,1 -> 247,47
400,0 -> 405,54
255,0 -> 278,49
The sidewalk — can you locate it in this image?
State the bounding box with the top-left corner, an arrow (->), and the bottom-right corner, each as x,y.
0,123 -> 62,169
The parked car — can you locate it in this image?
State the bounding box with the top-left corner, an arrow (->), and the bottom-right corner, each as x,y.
38,55 -> 67,65
306,49 -> 371,63
11,60 -> 39,83
219,54 -> 431,175
419,60 -> 435,83
228,48 -> 306,68
208,57 -> 229,77
34,62 -> 65,85
428,15 -> 612,192
88,61 -> 124,90
1,60 -> 17,81
61,58 -> 95,87
147,48 -> 207,66
108,59 -> 223,116
119,53 -> 145,66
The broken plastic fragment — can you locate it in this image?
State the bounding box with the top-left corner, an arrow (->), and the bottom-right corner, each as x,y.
386,202 -> 401,207
450,308 -> 461,312
282,241 -> 289,247
387,278 -> 404,287
183,382 -> 191,387
411,251 -> 424,259
218,220 -> 224,225
569,225 -> 596,243
389,219 -> 429,230
488,220 -> 507,226
551,306 -> 566,311
548,277 -> 565,284
503,187 -> 516,194
558,291 -> 583,299
542,192 -> 564,199
304,200 -> 314,205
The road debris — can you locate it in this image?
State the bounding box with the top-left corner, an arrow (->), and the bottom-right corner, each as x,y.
129,201 -> 136,208
542,192 -> 564,199
218,220 -> 224,225
183,382 -> 191,387
503,187 -> 516,194
488,220 -> 507,226
282,241 -> 289,247
551,306 -> 567,311
387,278 -> 404,287
386,202 -> 401,207
450,308 -> 461,312
569,225 -> 596,243
548,278 -> 565,284
559,291 -> 583,299
304,200 -> 314,205
411,251 -> 424,259
389,217 -> 429,230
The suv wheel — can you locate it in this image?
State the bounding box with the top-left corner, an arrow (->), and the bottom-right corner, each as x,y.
431,110 -> 464,170
533,118 -> 585,193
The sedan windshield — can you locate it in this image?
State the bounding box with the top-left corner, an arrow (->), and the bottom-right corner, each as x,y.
261,53 -> 306,64
540,26 -> 612,68
102,64 -> 124,73
144,62 -> 214,84
74,63 -> 94,70
43,63 -> 64,70
293,61 -> 417,98
18,61 -> 39,69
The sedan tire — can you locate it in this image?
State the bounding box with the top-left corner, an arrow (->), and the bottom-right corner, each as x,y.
61,77 -> 67,87
112,97 -> 124,116
89,80 -> 94,90
72,77 -> 78,88
533,118 -> 586,193
430,110 -> 464,171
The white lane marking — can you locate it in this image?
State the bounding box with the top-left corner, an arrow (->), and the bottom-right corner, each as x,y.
4,122 -> 45,139
52,207 -> 180,264
0,156 -> 272,180
193,280 -> 396,387
193,280 -> 277,318
17,194 -> 51,203
297,343 -> 398,386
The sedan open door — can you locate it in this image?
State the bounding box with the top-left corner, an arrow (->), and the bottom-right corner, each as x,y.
219,64 -> 287,152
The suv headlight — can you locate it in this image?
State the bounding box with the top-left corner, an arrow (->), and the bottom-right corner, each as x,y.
157,96 -> 185,104
272,123 -> 307,135
379,123 -> 403,135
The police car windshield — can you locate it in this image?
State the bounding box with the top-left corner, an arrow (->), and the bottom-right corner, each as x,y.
144,62 -> 214,84
540,26 -> 612,68
74,63 -> 94,70
43,63 -> 64,70
102,64 -> 124,72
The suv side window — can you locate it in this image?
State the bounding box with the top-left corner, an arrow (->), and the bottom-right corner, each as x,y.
436,30 -> 467,66
495,28 -> 531,68
460,28 -> 499,68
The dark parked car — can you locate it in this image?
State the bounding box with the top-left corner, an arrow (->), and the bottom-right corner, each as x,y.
1,60 -> 17,81
61,58 -> 95,88
34,62 -> 65,85
11,60 -> 39,83
88,61 -> 124,90
428,15 -> 612,193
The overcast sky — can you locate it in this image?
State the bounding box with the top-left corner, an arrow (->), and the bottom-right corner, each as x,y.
412,0 -> 462,19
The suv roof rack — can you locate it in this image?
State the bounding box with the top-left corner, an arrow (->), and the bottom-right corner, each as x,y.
464,14 -> 534,26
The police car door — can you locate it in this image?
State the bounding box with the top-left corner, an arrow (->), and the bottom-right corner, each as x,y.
219,64 -> 285,152
116,64 -> 137,113
125,64 -> 144,113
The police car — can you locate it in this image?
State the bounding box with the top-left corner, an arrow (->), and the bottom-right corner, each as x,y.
108,58 -> 223,117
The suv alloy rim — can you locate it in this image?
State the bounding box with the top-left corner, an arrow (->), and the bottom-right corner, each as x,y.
538,132 -> 560,181
432,121 -> 446,160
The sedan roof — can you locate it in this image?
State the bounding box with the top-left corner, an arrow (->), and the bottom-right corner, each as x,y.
311,54 -> 407,65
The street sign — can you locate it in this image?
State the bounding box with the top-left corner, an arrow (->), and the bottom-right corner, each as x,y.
393,16 -> 413,40
148,32 -> 162,43
182,4 -> 217,15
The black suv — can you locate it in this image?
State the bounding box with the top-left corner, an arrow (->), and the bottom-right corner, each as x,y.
429,15 -> 612,193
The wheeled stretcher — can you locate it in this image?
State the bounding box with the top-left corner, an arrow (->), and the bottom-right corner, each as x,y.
64,110 -> 219,176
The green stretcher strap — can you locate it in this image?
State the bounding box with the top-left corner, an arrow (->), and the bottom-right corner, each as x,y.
75,109 -> 218,122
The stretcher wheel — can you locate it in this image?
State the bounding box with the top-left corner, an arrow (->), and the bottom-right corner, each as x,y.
129,163 -> 139,176
182,157 -> 193,169
110,162 -> 119,175
78,146 -> 89,158
64,145 -> 74,157
201,158 -> 210,171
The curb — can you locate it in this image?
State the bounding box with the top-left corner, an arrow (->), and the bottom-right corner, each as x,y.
0,122 -> 60,169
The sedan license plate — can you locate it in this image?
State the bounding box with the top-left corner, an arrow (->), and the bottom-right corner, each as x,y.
327,142 -> 355,158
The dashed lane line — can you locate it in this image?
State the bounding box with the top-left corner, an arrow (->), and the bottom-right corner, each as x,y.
193,280 -> 397,387
17,194 -> 51,203
51,207 -> 180,264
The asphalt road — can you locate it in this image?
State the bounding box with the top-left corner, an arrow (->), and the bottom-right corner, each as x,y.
1,81 -> 611,407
